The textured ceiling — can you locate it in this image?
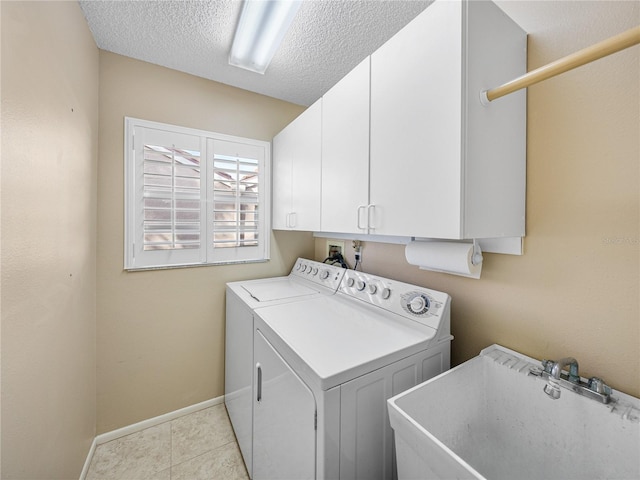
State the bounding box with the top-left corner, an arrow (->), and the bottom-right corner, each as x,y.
79,0 -> 432,106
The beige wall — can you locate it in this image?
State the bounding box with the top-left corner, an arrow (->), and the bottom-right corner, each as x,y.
316,1 -> 640,398
97,51 -> 309,433
1,1 -> 99,478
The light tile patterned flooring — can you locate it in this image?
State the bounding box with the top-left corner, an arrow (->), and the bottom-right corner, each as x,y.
87,404 -> 249,480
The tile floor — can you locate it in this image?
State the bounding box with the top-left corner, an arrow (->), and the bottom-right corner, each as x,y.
87,404 -> 249,480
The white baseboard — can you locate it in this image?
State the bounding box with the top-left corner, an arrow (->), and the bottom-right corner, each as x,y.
79,438 -> 97,480
80,396 -> 225,479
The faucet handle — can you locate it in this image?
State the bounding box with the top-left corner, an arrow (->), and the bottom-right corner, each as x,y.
543,379 -> 562,399
587,377 -> 611,395
541,359 -> 554,374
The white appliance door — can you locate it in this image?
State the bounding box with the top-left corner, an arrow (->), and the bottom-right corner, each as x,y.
254,329 -> 316,480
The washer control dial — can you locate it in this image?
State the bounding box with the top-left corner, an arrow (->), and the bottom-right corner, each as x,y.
320,270 -> 330,280
403,292 -> 431,316
381,288 -> 392,300
346,277 -> 355,287
356,280 -> 366,291
367,284 -> 377,295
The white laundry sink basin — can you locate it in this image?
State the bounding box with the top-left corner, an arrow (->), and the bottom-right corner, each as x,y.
388,344 -> 640,480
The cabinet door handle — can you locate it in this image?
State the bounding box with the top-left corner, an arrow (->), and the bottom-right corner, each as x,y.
367,204 -> 376,230
357,205 -> 367,230
256,363 -> 262,403
286,212 -> 297,228
289,212 -> 297,228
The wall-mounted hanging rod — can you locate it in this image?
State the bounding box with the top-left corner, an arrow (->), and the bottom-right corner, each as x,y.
481,25 -> 640,104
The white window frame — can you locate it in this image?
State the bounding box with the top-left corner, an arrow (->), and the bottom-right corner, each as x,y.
124,117 -> 271,270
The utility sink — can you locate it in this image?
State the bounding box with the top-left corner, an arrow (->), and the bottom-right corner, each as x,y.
388,345 -> 640,480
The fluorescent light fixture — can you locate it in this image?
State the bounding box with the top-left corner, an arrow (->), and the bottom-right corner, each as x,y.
229,0 -> 301,74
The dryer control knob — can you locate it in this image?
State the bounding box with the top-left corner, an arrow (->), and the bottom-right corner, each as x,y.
408,295 -> 430,314
320,270 -> 330,280
381,288 -> 392,300
410,296 -> 426,312
300,265 -> 307,272
312,267 -> 318,276
367,284 -> 378,295
346,277 -> 355,287
356,280 -> 366,291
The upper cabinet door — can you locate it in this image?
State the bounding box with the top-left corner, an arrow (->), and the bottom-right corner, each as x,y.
370,1 -> 464,239
369,0 -> 526,239
272,99 -> 322,231
272,127 -> 293,230
321,57 -> 371,234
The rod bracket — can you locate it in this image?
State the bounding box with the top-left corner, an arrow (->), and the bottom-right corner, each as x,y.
479,90 -> 491,106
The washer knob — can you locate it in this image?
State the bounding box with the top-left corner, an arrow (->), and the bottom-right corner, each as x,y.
300,265 -> 307,272
320,270 -> 330,280
296,263 -> 303,271
312,267 -> 318,276
356,280 -> 366,291
367,284 -> 378,295
381,287 -> 392,300
346,277 -> 355,287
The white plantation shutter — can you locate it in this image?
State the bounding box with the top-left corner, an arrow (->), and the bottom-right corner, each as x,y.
208,139 -> 267,263
125,118 -> 270,270
143,145 -> 201,251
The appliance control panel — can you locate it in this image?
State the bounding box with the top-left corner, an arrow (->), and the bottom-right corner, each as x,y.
290,258 -> 346,291
340,270 -> 450,331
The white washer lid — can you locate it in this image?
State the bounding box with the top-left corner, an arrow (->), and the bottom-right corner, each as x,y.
256,295 -> 437,390
242,278 -> 320,302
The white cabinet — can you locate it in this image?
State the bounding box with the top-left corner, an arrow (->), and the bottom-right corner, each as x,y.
321,57 -> 371,234
369,0 -> 526,239
272,99 -> 322,231
272,0 -> 526,240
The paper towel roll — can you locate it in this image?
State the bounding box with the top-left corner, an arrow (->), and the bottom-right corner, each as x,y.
405,241 -> 483,279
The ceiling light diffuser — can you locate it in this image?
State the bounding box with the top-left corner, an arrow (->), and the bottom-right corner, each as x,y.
229,0 -> 301,74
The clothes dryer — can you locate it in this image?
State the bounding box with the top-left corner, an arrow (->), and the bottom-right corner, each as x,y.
225,258 -> 346,476
252,270 -> 452,480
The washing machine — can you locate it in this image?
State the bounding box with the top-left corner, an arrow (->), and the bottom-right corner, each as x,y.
252,269 -> 453,480
225,258 -> 346,476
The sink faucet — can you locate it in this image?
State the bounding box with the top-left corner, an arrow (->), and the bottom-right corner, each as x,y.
542,357 -> 579,399
532,356 -> 612,403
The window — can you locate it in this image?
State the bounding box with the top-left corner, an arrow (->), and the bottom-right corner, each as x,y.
124,117 -> 270,270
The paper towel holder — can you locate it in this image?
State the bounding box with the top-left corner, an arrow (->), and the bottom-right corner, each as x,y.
404,239 -> 484,279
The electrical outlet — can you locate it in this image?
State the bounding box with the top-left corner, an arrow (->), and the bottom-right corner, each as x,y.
327,240 -> 345,258
353,240 -> 362,264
